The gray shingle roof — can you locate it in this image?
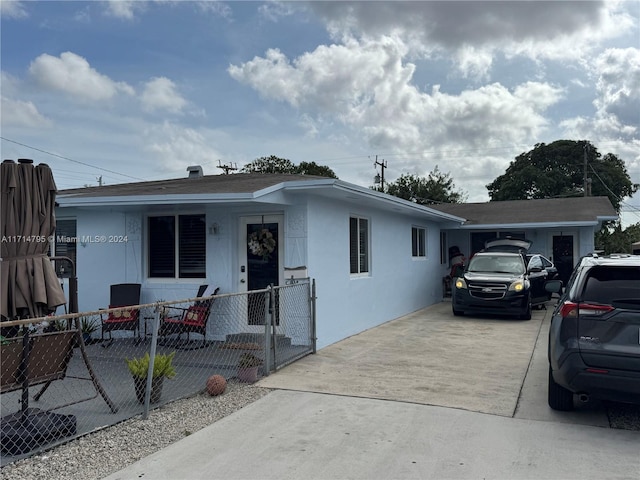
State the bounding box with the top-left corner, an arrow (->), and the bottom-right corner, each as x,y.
58,173 -> 327,198
429,196 -> 617,225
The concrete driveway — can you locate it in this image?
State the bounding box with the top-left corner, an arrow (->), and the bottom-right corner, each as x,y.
259,300 -> 609,426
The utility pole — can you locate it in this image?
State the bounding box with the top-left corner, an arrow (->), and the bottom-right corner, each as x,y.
373,155 -> 387,192
583,143 -> 589,197
217,160 -> 238,175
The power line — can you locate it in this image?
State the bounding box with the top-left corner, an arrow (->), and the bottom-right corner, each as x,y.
1,137 -> 145,181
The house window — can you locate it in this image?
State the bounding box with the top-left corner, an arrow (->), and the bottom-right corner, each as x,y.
148,214 -> 206,278
53,219 -> 76,278
412,226 -> 426,257
349,216 -> 369,274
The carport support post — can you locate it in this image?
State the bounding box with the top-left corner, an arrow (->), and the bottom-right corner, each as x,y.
143,309 -> 161,419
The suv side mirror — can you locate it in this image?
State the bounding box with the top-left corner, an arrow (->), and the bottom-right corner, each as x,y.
544,279 -> 563,294
529,266 -> 543,273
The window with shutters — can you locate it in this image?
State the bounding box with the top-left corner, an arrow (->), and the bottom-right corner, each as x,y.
53,219 -> 77,278
148,214 -> 205,278
349,216 -> 369,275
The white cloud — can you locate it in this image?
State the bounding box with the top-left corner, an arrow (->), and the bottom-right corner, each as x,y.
1,96 -> 51,128
197,1 -> 232,19
229,36 -> 563,158
593,48 -> 640,132
560,47 -> 640,155
143,121 -> 224,173
28,52 -> 135,101
308,1 -> 634,79
140,77 -> 188,114
102,0 -> 146,20
258,1 -> 299,22
0,0 -> 28,19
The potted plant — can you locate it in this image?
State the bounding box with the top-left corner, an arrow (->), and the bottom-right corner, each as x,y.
80,317 -> 99,345
125,351 -> 176,404
237,352 -> 262,383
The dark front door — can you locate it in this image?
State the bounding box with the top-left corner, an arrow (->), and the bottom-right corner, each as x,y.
243,219 -> 280,326
552,235 -> 574,286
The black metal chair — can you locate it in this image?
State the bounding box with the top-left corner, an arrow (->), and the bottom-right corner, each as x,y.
100,283 -> 142,346
159,285 -> 219,348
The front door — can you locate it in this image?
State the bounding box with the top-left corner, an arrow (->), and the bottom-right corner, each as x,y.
552,234 -> 575,286
239,215 -> 283,328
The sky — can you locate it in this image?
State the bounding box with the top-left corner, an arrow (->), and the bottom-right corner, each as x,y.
1,0 -> 639,224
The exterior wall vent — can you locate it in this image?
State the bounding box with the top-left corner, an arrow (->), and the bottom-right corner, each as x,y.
187,165 -> 203,179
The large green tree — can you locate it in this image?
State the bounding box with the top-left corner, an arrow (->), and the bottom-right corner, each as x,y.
385,166 -> 467,205
241,155 -> 337,178
595,222 -> 640,254
486,140 -> 638,212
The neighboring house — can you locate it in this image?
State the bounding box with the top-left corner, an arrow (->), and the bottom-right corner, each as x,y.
54,170 -> 617,349
431,196 -> 618,284
54,170 -> 464,349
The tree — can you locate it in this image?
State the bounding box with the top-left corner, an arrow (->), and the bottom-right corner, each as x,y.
486,140 -> 638,213
386,166 -> 467,205
595,222 -> 640,254
241,156 -> 337,178
295,161 -> 337,178
241,155 -> 296,174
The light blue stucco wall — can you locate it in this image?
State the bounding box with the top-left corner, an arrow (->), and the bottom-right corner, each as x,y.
57,197 -> 446,350
305,196 -> 442,349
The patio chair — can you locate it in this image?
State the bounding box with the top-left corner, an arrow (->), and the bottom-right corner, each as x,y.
100,283 -> 142,346
159,285 -> 219,348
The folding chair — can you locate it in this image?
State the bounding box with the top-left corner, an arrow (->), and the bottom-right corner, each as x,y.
100,283 -> 141,346
159,285 -> 219,348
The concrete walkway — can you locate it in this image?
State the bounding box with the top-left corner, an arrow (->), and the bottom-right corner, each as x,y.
103,302 -> 638,479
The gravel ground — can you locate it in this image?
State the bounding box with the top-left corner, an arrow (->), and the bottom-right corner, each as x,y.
1,380 -> 272,480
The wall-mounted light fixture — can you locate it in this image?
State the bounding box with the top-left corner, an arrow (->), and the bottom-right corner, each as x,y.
209,223 -> 220,235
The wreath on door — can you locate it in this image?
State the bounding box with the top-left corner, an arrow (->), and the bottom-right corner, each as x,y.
248,228 -> 276,261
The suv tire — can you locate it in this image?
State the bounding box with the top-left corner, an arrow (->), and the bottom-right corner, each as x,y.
452,304 -> 464,316
520,295 -> 532,320
548,367 -> 574,411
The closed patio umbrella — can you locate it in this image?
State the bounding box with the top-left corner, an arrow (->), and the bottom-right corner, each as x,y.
1,159 -> 75,455
1,159 -> 66,321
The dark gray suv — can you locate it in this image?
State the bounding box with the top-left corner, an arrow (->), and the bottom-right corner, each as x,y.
546,254 -> 640,410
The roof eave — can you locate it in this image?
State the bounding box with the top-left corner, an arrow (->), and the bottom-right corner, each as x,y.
458,220 -> 614,229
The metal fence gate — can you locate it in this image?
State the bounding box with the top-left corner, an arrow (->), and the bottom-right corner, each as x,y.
0,279 -> 316,465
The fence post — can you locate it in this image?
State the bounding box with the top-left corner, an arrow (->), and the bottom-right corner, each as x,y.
263,287 -> 271,376
311,279 -> 317,354
143,308 -> 161,419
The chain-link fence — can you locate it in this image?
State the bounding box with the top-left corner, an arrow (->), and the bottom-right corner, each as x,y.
0,279 -> 315,465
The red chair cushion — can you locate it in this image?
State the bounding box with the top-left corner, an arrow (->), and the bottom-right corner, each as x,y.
105,305 -> 138,323
181,306 -> 209,327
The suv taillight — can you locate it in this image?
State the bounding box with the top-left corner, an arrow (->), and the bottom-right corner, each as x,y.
559,301 -> 614,318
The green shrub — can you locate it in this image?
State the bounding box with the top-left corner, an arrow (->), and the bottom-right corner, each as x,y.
125,352 -> 176,379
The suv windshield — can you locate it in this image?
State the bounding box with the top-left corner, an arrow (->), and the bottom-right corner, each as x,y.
468,255 -> 525,274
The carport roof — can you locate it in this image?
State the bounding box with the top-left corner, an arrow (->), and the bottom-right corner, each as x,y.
429,196 -> 618,227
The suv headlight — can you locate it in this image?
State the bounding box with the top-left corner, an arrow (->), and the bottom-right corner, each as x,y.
455,278 -> 467,289
508,280 -> 527,292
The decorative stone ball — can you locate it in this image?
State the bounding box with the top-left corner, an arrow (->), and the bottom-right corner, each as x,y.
206,374 -> 226,396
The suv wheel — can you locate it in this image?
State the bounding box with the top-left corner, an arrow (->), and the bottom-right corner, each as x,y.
452,304 -> 464,316
548,367 -> 574,411
520,295 -> 532,320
